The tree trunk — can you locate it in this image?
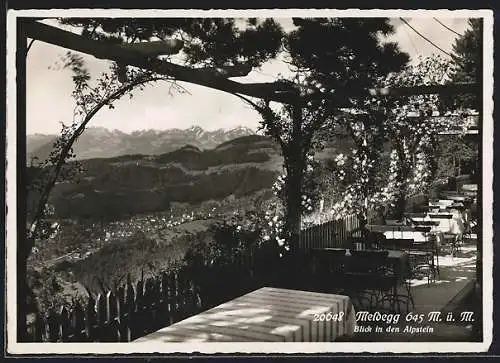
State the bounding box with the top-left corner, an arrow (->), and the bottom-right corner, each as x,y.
284,105 -> 306,254
357,212 -> 368,247
394,193 -> 407,220
284,165 -> 304,254
394,144 -> 409,220
279,105 -> 307,287
281,159 -> 305,289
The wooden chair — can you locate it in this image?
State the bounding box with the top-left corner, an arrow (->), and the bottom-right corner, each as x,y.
309,248 -> 347,293
381,237 -> 436,284
343,250 -> 390,312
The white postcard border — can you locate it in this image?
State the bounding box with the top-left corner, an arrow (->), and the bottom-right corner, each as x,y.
5,8 -> 494,354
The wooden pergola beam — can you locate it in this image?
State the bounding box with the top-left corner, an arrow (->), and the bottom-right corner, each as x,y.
368,83 -> 479,97
24,20 -> 298,103
24,20 -> 480,105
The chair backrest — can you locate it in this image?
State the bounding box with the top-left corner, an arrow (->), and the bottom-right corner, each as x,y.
405,213 -> 427,219
365,224 -> 396,233
399,225 -> 419,232
379,238 -> 414,250
351,250 -> 389,259
311,248 -> 346,261
347,250 -> 389,275
429,214 -> 453,219
321,248 -> 347,257
311,248 -> 347,275
410,240 -> 436,252
385,219 -> 405,226
413,226 -> 432,233
412,220 -> 439,227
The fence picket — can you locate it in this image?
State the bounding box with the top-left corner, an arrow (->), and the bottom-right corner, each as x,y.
32,313 -> 44,342
123,280 -> 135,341
96,293 -> 106,341
143,277 -> 157,334
167,272 -> 177,324
85,296 -> 96,341
105,291 -> 120,342
46,308 -> 60,342
71,301 -> 85,342
59,306 -> 70,342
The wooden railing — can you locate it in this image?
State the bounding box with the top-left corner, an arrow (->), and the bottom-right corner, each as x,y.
298,193 -> 429,250
27,247 -> 280,343
298,214 -> 361,249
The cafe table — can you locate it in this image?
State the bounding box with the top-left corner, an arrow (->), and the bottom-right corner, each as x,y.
412,214 -> 465,236
383,230 -> 430,242
461,184 -> 478,192
134,287 -> 357,343
444,195 -> 469,202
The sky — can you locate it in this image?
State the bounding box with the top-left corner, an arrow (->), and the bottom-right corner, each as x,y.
26,16 -> 472,135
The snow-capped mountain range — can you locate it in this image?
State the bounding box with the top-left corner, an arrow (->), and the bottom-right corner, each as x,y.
27,126 -> 257,161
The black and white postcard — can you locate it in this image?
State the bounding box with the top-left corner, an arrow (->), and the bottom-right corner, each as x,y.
5,8 -> 494,354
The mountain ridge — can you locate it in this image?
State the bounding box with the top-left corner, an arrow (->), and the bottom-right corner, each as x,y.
26,133 -> 282,221
27,125 -> 258,161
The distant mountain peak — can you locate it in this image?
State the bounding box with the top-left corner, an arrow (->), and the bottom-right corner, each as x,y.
27,124 -> 257,161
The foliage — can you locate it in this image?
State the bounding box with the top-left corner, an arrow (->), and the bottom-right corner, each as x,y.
59,18 -> 285,71
450,18 -> 483,110
368,55 -> 469,217
287,18 -> 409,101
239,18 -> 410,253
436,134 -> 478,178
321,55 -> 476,220
325,109 -> 387,221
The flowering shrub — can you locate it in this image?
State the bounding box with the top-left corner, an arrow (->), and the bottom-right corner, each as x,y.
319,56 -> 475,221
372,56 -> 472,215
272,152 -> 321,216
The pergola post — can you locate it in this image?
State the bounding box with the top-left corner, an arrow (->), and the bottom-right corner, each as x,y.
17,18 -> 28,342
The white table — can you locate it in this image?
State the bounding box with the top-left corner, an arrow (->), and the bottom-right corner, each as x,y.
462,184 -> 478,192
429,199 -> 455,209
134,287 -> 356,342
412,215 -> 465,235
383,230 -> 429,242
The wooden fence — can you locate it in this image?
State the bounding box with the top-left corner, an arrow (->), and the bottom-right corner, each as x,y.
27,247 -> 280,343
298,193 -> 429,250
29,270 -> 201,342
298,214 -> 361,249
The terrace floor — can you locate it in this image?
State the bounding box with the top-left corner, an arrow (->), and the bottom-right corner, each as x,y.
351,236 -> 480,342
